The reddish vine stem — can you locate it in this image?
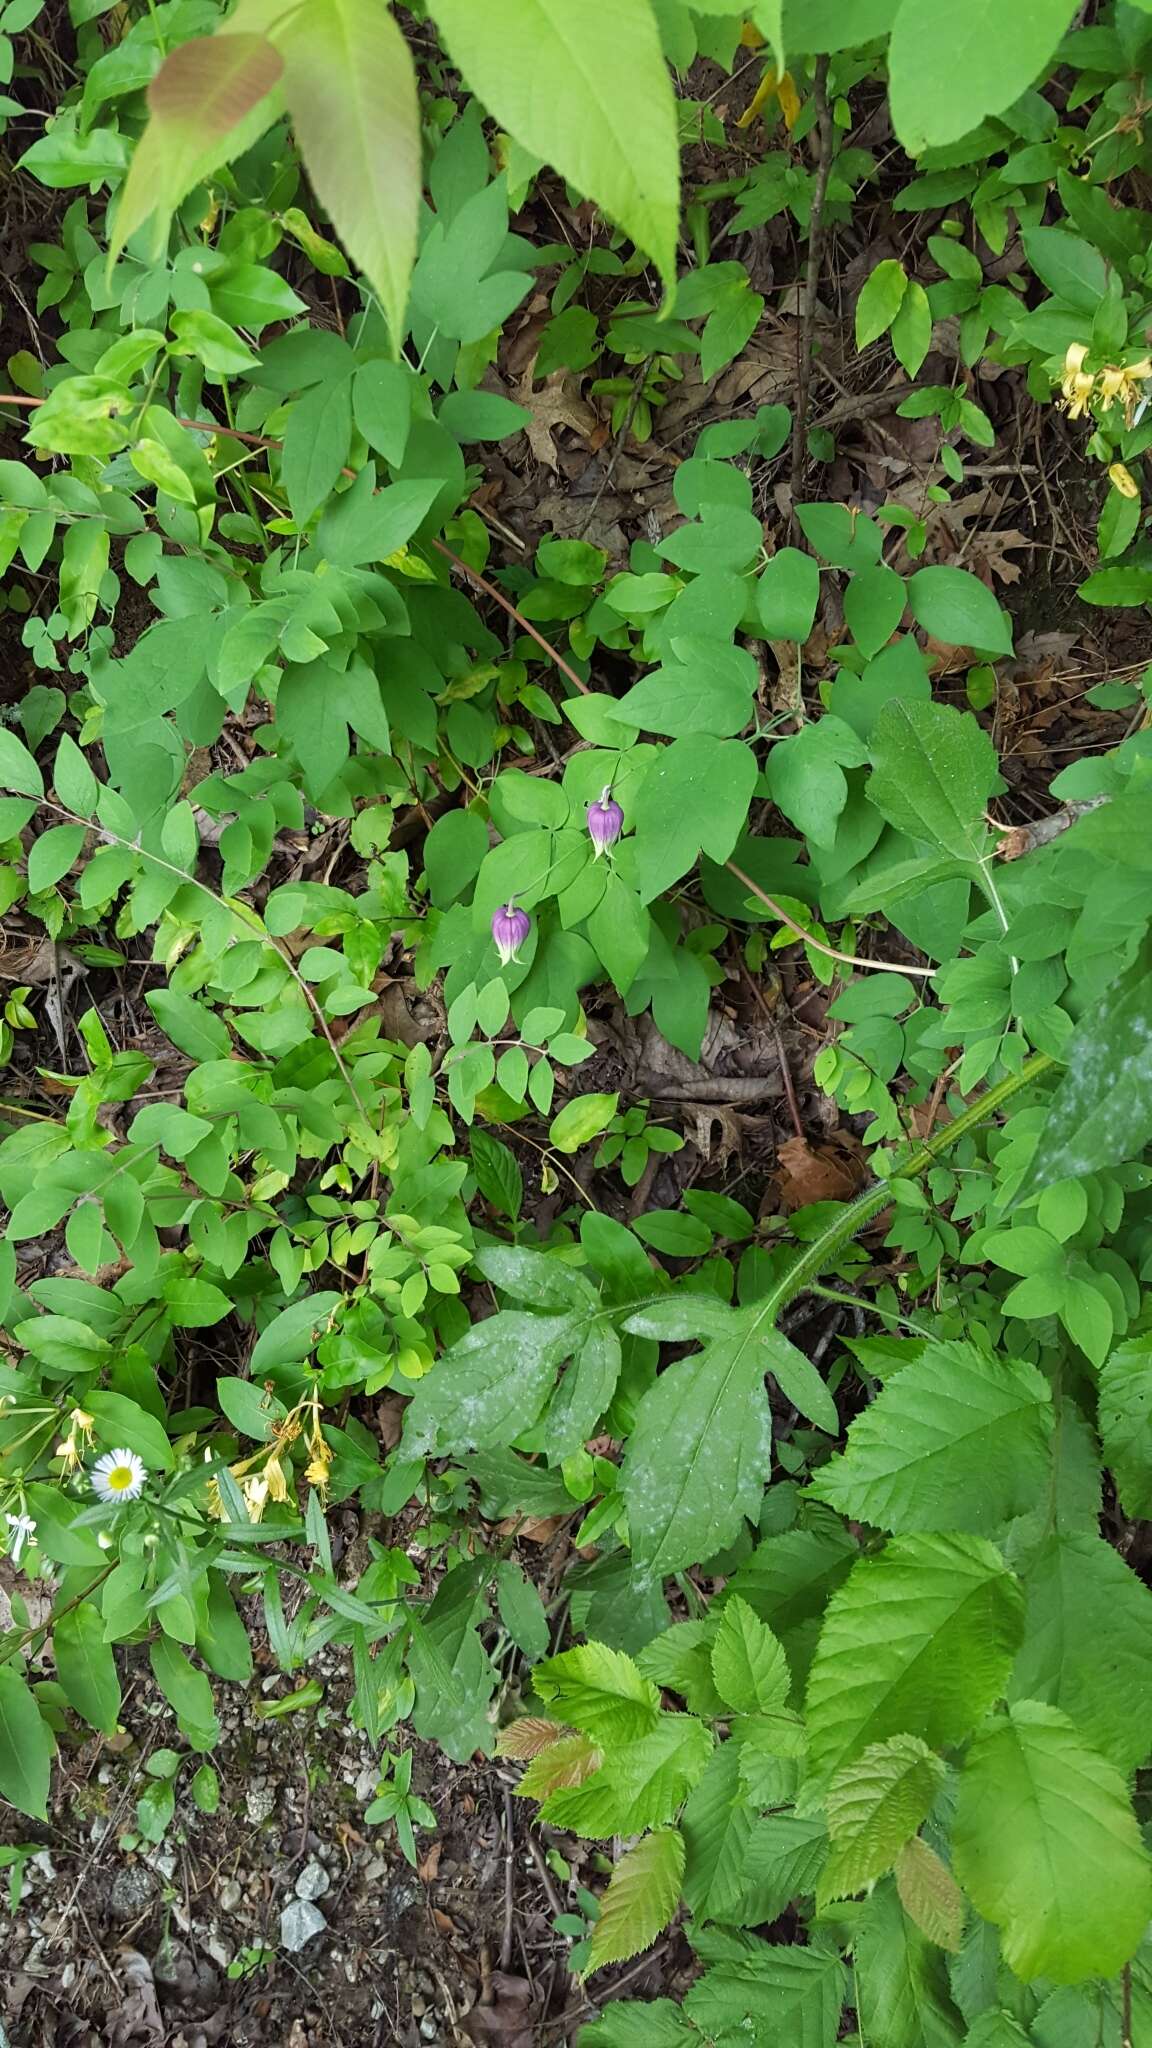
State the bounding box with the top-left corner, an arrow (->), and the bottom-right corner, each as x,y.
0,392 -> 936,980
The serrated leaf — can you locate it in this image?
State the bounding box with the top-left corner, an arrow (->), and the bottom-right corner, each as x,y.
1099,1334 -> 1152,1518
809,1340 -> 1052,1535
1017,969 -> 1152,1193
821,1734 -> 946,1904
277,0 -> 419,344
585,1826 -> 685,1976
953,1702 -> 1152,1983
710,1595 -> 790,1718
429,0 -> 679,285
1008,1530 -> 1152,1774
621,1312 -> 774,1587
495,1716 -> 566,1759
516,1731 -> 602,1801
684,1940 -> 846,2047
856,1878 -> 965,2047
805,1534 -> 1024,1787
542,1713 -> 713,1838
681,1739 -> 757,1922
534,1641 -> 660,1744
895,1837 -> 963,1953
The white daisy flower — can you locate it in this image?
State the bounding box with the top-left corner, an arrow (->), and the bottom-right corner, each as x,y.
4,1512 -> 36,1564
91,1449 -> 147,1505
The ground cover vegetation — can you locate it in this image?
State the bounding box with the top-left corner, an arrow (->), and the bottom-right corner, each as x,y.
2,0 -> 1152,2037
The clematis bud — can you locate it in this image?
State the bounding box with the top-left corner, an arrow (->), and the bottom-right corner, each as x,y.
492,902 -> 531,965
587,788 -> 624,858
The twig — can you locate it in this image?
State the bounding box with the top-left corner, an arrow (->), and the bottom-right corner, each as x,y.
995,792 -> 1109,859
576,355 -> 653,540
789,55 -> 835,521
725,862 -> 936,978
739,963 -> 804,1140
500,1787 -> 515,1971
1123,1962 -> 1133,2048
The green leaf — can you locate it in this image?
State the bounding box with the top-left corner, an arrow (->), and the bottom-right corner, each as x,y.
54,1602 -> 121,1736
680,1739 -> 758,1920
809,1340 -> 1052,1535
1078,565 -> 1152,607
495,1561 -> 549,1661
684,1941 -> 846,2047
534,1641 -> 659,1743
856,259 -> 908,348
549,1092 -> 619,1153
149,1637 -> 218,1749
0,1666 -> 52,1820
1017,970 -> 1152,1192
429,0 -> 680,286
1008,1531 -> 1152,1774
0,725 -> 43,797
147,989 -> 232,1063
845,564 -> 907,659
855,1878 -> 965,2047
614,641 -> 758,738
281,374 -> 354,525
805,1534 -> 1024,1786
27,823 -> 85,894
906,567 -> 1012,656
711,1595 -> 790,1717
585,1827 -> 685,1975
622,1310 -> 774,1587
757,547 -> 820,641
542,1713 -> 712,1837
821,1734 -> 946,1903
632,735 -> 758,903
110,30 -> 283,264
890,279 -> 933,377
1099,1335 -> 1152,1518
888,0 -> 1080,152
403,1300 -> 616,1459
953,1702 -> 1152,1983
86,1390 -> 173,1471
783,0 -> 900,48
277,0 -> 419,345
352,359 -> 412,466
765,716 -> 869,851
52,733 -> 97,816
868,699 -> 999,864
1021,227 -> 1109,314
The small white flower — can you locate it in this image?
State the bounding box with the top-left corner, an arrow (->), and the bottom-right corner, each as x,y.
91,1449 -> 147,1505
5,1512 -> 36,1564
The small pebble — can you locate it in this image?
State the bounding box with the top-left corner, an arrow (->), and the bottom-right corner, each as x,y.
294,1858 -> 330,1902
279,1899 -> 327,1952
217,1878 -> 243,1913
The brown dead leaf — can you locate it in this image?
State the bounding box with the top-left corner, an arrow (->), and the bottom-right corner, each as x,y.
514,363 -> 598,473
774,1131 -> 867,1211
375,1393 -> 404,1451
431,1906 -> 456,1934
496,1513 -> 563,1544
464,1973 -> 535,2047
419,1840 -> 443,1883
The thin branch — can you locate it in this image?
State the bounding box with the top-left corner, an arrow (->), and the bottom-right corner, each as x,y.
576,354 -> 653,540
739,962 -> 804,1139
725,862 -> 937,979
789,55 -> 835,520
995,793 -> 1109,860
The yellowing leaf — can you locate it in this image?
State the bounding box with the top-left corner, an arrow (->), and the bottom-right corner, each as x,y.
895,1836 -> 963,1952
276,0 -> 421,346
584,1827 -> 685,1977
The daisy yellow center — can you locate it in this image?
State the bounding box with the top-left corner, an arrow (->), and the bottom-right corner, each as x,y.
106,1464 -> 135,1493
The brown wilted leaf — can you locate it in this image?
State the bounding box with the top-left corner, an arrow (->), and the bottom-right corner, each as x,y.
418,1840 -> 443,1882
775,1131 -> 867,1211
514,364 -> 598,473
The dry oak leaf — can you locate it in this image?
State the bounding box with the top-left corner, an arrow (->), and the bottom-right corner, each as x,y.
514,363 -> 598,473
775,1131 -> 867,1211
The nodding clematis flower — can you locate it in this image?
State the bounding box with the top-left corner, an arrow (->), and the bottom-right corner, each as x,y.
587,788 -> 624,858
492,902 -> 531,966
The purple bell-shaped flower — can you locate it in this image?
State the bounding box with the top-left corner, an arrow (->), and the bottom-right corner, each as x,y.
587,787 -> 624,859
492,902 -> 531,966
